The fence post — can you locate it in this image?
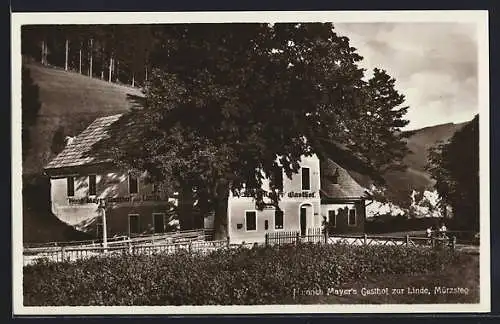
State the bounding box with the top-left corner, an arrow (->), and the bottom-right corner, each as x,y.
226,236 -> 230,248
189,241 -> 192,253
265,233 -> 269,247
324,229 -> 328,244
296,232 -> 300,246
452,236 -> 456,251
61,246 -> 66,262
406,235 -> 410,247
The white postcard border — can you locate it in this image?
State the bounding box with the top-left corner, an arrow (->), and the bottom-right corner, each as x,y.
11,10 -> 490,315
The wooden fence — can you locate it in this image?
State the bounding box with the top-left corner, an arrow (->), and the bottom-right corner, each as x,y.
265,228 -> 456,250
24,228 -> 459,266
23,239 -> 232,266
265,228 -> 327,246
24,229 -> 212,249
328,233 -> 456,249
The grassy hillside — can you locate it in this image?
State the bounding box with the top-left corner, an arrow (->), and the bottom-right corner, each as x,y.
381,121 -> 468,207
403,122 -> 468,172
23,61 -> 143,176
22,61 -> 143,243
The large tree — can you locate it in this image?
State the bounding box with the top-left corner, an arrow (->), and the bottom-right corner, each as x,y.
426,115 -> 479,231
107,23 -> 409,239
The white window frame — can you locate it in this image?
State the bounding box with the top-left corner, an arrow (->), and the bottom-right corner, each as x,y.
128,214 -> 140,236
88,174 -> 97,197
300,167 -> 311,191
328,209 -> 337,228
128,172 -> 139,195
348,208 -> 357,227
274,208 -> 285,231
152,212 -> 166,233
245,210 -> 258,232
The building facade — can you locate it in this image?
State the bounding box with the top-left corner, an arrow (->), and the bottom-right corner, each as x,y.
226,155 -> 368,244
44,113 -> 370,242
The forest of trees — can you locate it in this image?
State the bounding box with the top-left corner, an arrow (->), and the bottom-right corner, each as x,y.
22,25 -> 156,87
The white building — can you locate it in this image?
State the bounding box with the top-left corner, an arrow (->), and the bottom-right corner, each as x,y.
45,113 -> 371,243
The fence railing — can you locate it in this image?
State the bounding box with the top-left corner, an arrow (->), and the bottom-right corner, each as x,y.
23,239 -> 233,266
265,228 -> 327,246
24,228 -> 461,267
265,228 -> 456,250
24,228 -> 214,249
328,233 -> 456,249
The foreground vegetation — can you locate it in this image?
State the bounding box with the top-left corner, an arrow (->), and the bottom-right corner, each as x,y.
23,243 -> 478,306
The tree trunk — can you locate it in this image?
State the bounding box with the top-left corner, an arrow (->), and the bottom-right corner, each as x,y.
40,40 -> 44,64
116,60 -> 119,83
108,56 -> 113,82
213,180 -> 229,241
78,44 -> 82,74
178,186 -> 194,230
41,40 -> 47,65
88,39 -> 93,77
64,38 -> 69,71
145,65 -> 148,82
131,73 -> 135,87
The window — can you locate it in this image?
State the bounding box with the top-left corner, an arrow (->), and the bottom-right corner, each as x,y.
128,173 -> 138,194
245,211 -> 257,231
67,176 -> 75,197
88,175 -> 96,196
328,210 -> 336,228
275,209 -> 284,229
271,168 -> 283,191
301,167 -> 310,191
128,214 -> 140,235
348,209 -> 356,226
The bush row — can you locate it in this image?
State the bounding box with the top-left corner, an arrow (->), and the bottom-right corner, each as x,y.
24,243 -> 463,305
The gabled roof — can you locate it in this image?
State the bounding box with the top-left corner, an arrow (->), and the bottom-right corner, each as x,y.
320,159 -> 368,200
44,114 -> 123,170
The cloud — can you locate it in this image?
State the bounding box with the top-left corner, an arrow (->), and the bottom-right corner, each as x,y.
334,22 -> 478,130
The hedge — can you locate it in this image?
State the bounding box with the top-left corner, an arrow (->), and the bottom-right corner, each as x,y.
24,243 -> 463,305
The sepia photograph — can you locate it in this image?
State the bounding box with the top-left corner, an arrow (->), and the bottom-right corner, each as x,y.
11,11 -> 490,314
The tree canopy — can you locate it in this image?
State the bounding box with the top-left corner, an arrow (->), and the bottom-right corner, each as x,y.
22,23 -> 411,239
98,23 -> 410,239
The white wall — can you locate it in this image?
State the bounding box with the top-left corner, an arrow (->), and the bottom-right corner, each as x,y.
227,155 -> 322,244
50,169 -> 173,231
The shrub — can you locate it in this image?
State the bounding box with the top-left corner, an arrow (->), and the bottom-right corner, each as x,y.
23,243 -> 464,305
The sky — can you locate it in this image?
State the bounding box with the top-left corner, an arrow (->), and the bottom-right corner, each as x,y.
333,23 -> 478,130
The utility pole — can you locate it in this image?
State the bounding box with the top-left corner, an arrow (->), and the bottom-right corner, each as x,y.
98,198 -> 108,252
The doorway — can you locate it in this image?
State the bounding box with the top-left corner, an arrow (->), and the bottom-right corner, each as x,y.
153,213 -> 165,233
300,204 -> 313,236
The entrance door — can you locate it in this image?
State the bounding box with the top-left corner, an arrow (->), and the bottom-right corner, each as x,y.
153,213 -> 165,233
300,206 -> 307,236
300,204 -> 313,236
